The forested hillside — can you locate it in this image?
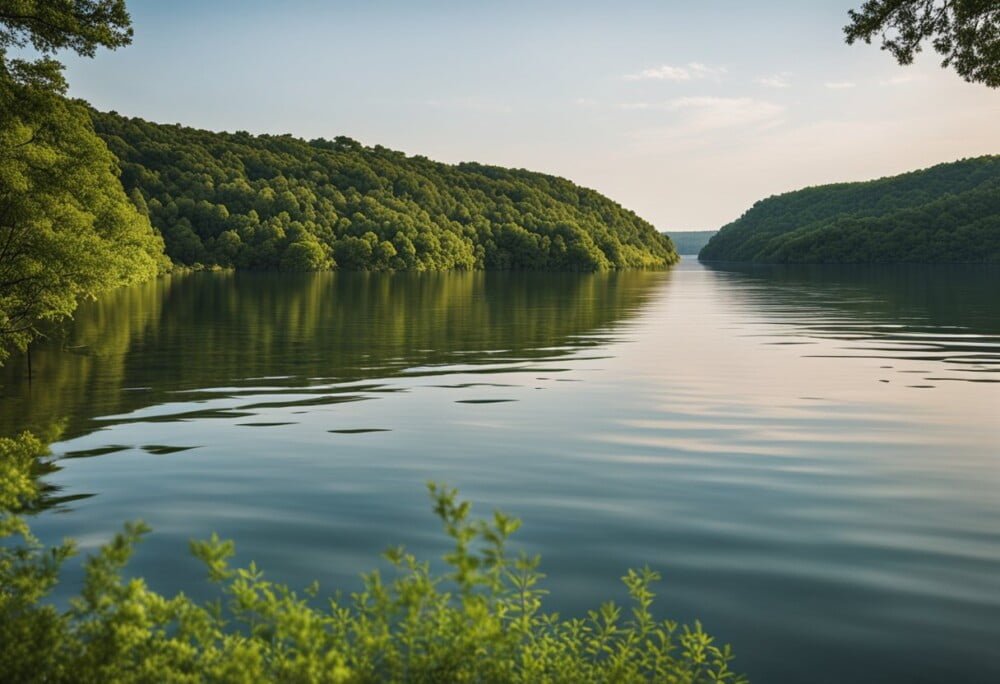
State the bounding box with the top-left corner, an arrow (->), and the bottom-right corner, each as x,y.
699,157 -> 1000,263
92,111 -> 677,272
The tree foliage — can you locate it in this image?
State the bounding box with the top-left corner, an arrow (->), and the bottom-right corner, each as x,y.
845,0 -> 1000,87
0,0 -> 165,363
0,0 -> 132,61
699,156 -> 1000,263
91,111 -> 678,273
0,431 -> 744,683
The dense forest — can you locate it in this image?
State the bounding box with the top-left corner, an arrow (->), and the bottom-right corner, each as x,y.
699,156 -> 1000,263
92,111 -> 677,273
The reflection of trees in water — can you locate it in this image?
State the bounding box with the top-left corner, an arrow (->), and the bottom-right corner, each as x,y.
0,270 -> 667,439
1,279 -> 168,439
704,263 -> 1000,374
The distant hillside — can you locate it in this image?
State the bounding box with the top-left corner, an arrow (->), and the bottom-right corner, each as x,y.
92,111 -> 677,271
667,230 -> 717,255
699,157 -> 1000,263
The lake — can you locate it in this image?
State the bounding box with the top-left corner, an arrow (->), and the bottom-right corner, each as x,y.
3,259 -> 999,683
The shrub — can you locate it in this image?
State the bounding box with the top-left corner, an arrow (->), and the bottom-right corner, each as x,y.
0,432 -> 745,683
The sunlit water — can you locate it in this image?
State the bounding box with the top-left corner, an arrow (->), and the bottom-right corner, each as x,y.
3,260 -> 999,683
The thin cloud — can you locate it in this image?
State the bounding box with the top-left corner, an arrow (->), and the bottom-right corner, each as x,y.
625,96 -> 786,151
825,81 -> 856,90
689,63 -> 727,78
624,62 -> 727,82
667,96 -> 785,130
757,73 -> 791,89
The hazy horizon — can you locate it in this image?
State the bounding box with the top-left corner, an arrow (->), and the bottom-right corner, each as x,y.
60,0 -> 999,231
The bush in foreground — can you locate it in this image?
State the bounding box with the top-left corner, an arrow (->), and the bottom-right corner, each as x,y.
0,431 -> 745,683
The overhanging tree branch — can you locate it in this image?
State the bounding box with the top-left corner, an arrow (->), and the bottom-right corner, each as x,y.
845,0 -> 999,87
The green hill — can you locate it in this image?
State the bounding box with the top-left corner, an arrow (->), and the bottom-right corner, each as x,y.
699,157 -> 1000,263
92,111 -> 677,272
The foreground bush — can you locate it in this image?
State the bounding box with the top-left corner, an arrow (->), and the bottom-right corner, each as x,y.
0,431 -> 745,683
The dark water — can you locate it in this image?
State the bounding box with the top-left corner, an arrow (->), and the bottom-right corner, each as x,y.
3,261 -> 999,683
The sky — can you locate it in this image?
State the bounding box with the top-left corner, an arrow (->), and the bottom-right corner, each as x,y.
61,0 -> 1000,231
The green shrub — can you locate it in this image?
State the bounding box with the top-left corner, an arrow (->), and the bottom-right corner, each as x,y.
0,432 -> 745,683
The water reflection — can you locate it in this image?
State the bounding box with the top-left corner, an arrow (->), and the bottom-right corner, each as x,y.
703,263 -> 1000,384
3,264 -> 999,684
0,270 -> 666,439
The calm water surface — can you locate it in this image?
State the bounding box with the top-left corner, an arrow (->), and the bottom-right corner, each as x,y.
3,260 -> 999,683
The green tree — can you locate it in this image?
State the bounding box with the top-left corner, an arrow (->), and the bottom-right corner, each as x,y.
281,238 -> 332,271
0,82 -> 165,363
0,1 -> 132,68
0,0 -> 164,363
845,0 -> 1000,87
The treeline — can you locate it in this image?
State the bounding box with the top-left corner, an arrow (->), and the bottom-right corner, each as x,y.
699,157 -> 1000,263
93,111 -> 677,272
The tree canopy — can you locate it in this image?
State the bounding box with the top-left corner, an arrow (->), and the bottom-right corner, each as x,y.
0,0 -> 131,58
92,111 -> 678,273
699,156 -> 1000,264
0,0 -> 131,95
0,0 -> 165,364
845,0 -> 1000,87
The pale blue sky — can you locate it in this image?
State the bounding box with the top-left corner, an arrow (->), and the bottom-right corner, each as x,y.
62,0 -> 1000,229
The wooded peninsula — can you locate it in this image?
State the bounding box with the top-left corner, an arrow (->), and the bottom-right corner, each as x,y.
700,157 -> 1000,264
93,110 -> 678,273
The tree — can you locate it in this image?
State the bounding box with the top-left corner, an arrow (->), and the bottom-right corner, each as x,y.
0,0 -> 131,95
0,1 -> 165,363
0,84 -> 166,363
845,1 -> 1000,87
0,1 -> 131,62
280,238 -> 331,271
